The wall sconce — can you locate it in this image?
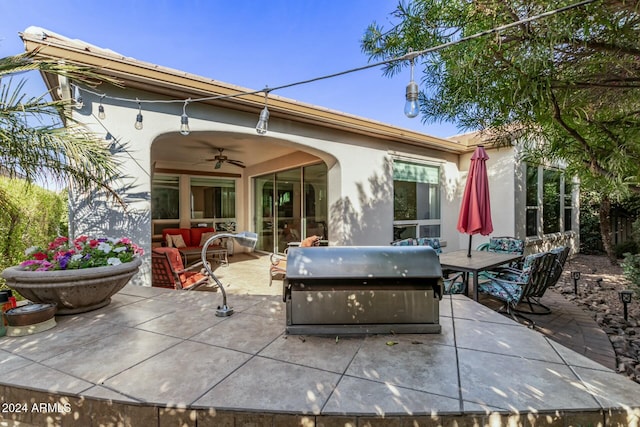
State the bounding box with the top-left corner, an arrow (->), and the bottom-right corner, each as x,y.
619,290 -> 633,321
201,231 -> 258,317
571,271 -> 581,294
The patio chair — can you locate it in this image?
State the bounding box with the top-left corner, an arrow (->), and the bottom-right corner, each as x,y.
151,247 -> 213,290
390,238 -> 464,294
477,251 -> 556,326
269,235 -> 320,286
477,236 -> 525,280
516,246 -> 570,314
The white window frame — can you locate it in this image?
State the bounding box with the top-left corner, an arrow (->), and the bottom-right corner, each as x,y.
391,156 -> 442,240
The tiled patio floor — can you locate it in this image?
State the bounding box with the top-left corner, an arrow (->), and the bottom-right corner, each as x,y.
0,254 -> 639,426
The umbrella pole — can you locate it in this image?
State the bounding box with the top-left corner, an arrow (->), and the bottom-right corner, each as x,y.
468,235 -> 473,257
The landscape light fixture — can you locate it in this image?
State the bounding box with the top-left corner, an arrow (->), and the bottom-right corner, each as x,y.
619,290 -> 633,321
180,99 -> 191,136
256,89 -> 270,135
571,271 -> 581,294
201,231 -> 258,317
98,95 -> 106,120
134,100 -> 143,130
404,56 -> 419,118
73,85 -> 83,110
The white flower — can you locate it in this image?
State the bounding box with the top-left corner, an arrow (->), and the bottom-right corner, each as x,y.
113,246 -> 127,253
107,257 -> 122,266
24,246 -> 39,256
97,242 -> 113,254
71,254 -> 84,261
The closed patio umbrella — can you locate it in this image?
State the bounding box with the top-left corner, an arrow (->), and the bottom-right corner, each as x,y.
457,145 -> 493,257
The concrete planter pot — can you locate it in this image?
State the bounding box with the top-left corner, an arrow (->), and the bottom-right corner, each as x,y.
1,257 -> 142,315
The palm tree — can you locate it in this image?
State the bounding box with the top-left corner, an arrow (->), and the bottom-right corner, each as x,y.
0,50 -> 122,210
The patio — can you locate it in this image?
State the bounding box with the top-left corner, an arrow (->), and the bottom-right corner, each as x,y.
1,254 -> 640,426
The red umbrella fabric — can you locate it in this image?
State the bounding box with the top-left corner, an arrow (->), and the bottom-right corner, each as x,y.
457,145 -> 493,257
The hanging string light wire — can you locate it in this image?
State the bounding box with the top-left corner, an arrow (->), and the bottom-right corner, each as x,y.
74,0 -> 595,126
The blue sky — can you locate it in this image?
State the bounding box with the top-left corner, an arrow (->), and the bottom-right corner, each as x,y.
0,0 -> 461,138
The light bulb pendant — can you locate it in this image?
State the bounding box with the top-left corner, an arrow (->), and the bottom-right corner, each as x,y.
135,101 -> 143,130
256,107 -> 269,135
180,113 -> 190,136
73,85 -> 83,109
135,112 -> 143,130
98,104 -> 106,120
404,81 -> 419,118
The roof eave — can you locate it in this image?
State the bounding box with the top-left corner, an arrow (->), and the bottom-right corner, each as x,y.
21,31 -> 468,154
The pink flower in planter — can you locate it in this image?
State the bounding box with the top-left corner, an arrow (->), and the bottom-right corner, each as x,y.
20,236 -> 143,271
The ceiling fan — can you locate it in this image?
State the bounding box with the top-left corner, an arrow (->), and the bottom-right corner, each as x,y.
206,148 -> 246,169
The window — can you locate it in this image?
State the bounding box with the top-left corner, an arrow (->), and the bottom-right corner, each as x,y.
564,180 -> 573,232
151,174 -> 237,240
151,174 -> 180,237
542,169 -> 561,234
190,177 -> 236,229
525,166 -> 538,237
392,160 -> 441,240
525,164 -> 574,237
152,174 -> 180,220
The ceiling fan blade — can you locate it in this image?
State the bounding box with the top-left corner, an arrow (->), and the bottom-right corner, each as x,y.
227,160 -> 246,168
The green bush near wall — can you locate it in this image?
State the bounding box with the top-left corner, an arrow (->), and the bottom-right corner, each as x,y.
622,218 -> 640,297
0,177 -> 67,286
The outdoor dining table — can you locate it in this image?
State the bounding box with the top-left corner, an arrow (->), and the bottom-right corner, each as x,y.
439,249 -> 523,301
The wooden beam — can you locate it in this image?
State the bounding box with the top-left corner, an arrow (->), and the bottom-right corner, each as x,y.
154,168 -> 242,178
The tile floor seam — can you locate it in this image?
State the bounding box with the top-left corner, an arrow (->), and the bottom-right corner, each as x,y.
543,335 -> 607,410
317,330 -> 368,414
449,295 -> 465,414
78,383 -> 144,404
19,360 -> 99,393
3,327 -> 126,364
335,372 -> 464,411
76,332 -> 190,387
185,331 -> 287,407
454,343 -> 570,366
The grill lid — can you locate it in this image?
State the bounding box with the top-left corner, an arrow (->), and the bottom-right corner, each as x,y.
285,246 -> 442,279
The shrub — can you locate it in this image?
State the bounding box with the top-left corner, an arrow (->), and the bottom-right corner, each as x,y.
615,241 -> 639,258
0,177 -> 67,283
622,252 -> 640,297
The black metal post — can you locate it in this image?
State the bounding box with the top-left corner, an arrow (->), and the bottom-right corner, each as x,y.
619,290 -> 633,322
571,271 -> 581,294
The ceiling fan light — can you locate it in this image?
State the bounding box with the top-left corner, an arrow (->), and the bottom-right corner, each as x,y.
215,161 -> 222,169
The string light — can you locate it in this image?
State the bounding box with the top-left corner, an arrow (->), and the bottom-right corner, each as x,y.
134,100 -> 143,130
70,0 -> 594,128
404,54 -> 419,118
73,84 -> 83,109
256,89 -> 270,135
98,95 -> 106,119
180,99 -> 191,136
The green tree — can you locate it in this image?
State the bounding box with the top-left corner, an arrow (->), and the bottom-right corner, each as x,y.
0,177 -> 67,277
362,0 -> 640,264
0,50 -> 122,211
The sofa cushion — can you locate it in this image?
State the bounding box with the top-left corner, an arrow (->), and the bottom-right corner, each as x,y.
163,228 -> 193,247
191,227 -> 216,246
199,231 -> 218,247
169,233 -> 187,248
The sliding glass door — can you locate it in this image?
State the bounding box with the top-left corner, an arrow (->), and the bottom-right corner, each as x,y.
254,163 -> 327,253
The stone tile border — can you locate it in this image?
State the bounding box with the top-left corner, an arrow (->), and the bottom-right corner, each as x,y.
2,385 -> 639,427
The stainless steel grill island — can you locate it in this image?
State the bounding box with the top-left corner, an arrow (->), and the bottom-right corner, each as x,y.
283,246 -> 443,335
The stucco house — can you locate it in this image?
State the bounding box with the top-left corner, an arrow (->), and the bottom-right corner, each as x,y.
20,27 -> 578,283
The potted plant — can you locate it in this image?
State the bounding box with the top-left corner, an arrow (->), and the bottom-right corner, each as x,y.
1,236 -> 144,314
